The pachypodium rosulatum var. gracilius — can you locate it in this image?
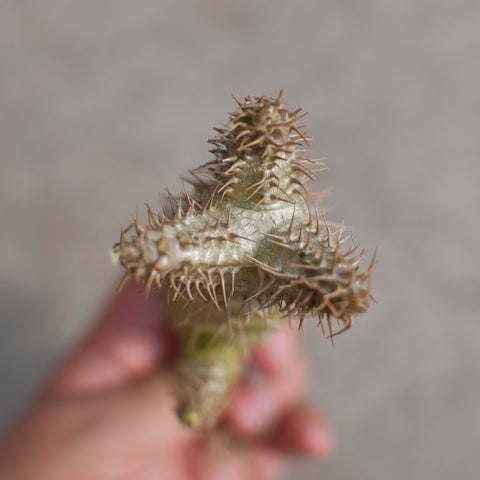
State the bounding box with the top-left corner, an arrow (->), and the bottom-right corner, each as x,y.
112,92 -> 375,430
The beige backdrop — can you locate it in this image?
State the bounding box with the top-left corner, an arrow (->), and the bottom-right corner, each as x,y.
1,1 -> 480,479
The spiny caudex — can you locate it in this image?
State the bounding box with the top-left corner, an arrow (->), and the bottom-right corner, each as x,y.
112,92 -> 375,430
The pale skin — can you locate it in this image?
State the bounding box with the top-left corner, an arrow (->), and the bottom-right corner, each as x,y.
0,281 -> 334,480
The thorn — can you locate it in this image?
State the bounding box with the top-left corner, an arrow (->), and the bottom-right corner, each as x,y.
264,233 -> 293,249
231,93 -> 242,106
238,135 -> 265,153
292,164 -> 316,181
169,275 -> 187,301
297,224 -> 304,245
143,270 -> 158,298
298,316 -> 305,331
292,125 -> 310,148
246,255 -> 291,277
321,210 -> 331,246
252,195 -> 266,210
369,247 -> 378,270
288,262 -> 318,270
202,187 -> 218,213
229,269 -> 236,304
326,315 -> 335,347
165,188 -> 178,214
327,294 -> 342,314
303,229 -> 312,250
133,206 -> 144,235
117,271 -> 131,292
203,216 -> 211,233
158,196 -> 169,222
226,203 -> 232,228
317,315 -> 326,336
331,318 -> 352,337
242,277 -> 277,303
219,270 -> 228,310
230,233 -> 256,243
313,205 -> 320,235
145,203 -> 160,228
182,181 -> 195,212
214,213 -> 223,230
206,270 -> 221,311
183,269 -> 194,301
246,177 -> 268,200
288,204 -> 296,236
194,280 -> 208,302
297,291 -> 314,308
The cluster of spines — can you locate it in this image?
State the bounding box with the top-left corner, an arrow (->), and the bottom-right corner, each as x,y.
249,219 -> 375,342
113,92 -> 374,344
112,93 -> 376,430
191,92 -> 318,207
115,205 -> 248,304
209,94 -> 306,160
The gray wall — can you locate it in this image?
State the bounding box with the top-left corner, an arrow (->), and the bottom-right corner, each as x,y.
1,1 -> 479,479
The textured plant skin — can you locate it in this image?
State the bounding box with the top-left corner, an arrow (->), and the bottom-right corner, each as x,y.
112,92 -> 374,430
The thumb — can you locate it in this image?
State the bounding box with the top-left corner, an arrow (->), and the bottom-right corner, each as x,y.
46,280 -> 179,395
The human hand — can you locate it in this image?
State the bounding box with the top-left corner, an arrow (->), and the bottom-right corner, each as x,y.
0,281 -> 333,480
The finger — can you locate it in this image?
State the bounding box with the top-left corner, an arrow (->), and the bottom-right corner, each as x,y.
88,375 -> 194,451
46,280 -> 180,395
29,375 -> 196,480
225,331 -> 309,436
203,447 -> 285,480
183,435 -> 286,480
269,406 -> 334,458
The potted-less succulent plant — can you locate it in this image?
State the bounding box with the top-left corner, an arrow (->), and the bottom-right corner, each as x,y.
112,92 -> 374,430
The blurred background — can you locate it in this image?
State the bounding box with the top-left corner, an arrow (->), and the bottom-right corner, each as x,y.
1,1 -> 479,479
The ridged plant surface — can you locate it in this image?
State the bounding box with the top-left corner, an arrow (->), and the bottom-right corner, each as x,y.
113,93 -> 374,429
